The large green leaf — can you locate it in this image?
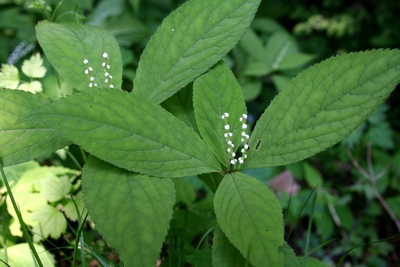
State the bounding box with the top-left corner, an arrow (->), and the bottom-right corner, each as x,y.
36,22 -> 122,90
82,157 -> 175,266
0,89 -> 70,166
133,0 -> 261,104
244,49 -> 400,168
20,89 -> 221,177
193,62 -> 247,166
212,225 -> 250,267
214,172 -> 284,266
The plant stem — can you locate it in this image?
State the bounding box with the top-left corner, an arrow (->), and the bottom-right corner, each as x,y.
346,146 -> 400,233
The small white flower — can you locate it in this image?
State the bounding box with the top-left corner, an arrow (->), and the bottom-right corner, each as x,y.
88,67 -> 93,71
238,158 -> 244,164
242,124 -> 248,129
94,83 -> 98,87
231,152 -> 236,157
227,140 -> 232,146
103,52 -> 108,58
242,114 -> 248,119
241,148 -> 245,153
244,144 -> 249,149
102,62 -> 106,67
83,59 -> 89,64
224,112 -> 229,118
241,132 -> 246,137
224,133 -> 229,138
246,134 -> 250,139
90,77 -> 95,81
227,148 -> 231,153
224,124 -> 230,130
230,159 -> 236,165
228,132 -> 233,137
107,65 -> 110,69
110,84 -> 114,88
89,83 -> 93,88
105,79 -> 109,83
104,72 -> 109,77
85,69 -> 89,74
109,75 -> 113,79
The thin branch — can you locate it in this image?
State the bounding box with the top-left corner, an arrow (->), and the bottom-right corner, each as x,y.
346,145 -> 400,233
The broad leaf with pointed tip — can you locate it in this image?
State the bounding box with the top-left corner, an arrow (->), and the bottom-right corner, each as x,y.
36,22 -> 122,90
0,89 -> 70,166
212,225 -> 250,267
134,0 -> 262,104
214,172 -> 284,267
193,61 -> 247,166
82,157 -> 175,266
244,49 -> 400,168
20,89 -> 221,177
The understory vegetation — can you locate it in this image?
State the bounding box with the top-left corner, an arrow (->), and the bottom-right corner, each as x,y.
0,0 -> 400,266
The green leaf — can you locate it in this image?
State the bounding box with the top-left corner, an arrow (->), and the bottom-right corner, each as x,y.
0,64 -> 19,89
82,156 -> 175,266
243,32 -> 299,76
366,122 -> 394,149
63,191 -> 87,222
17,81 -> 43,94
304,257 -> 329,267
41,175 -> 72,202
21,89 -> 221,177
174,179 -> 196,205
0,89 -> 70,166
0,243 -> 55,267
239,28 -> 266,60
303,162 -> 323,188
133,0 -> 262,104
279,53 -> 315,70
186,249 -> 212,267
31,205 -> 67,242
36,22 -> 122,90
193,62 -> 247,166
5,165 -> 79,237
278,242 -> 302,267
238,75 -> 262,101
214,172 -> 284,267
21,53 -> 46,78
212,225 -> 250,267
162,85 -> 198,132
244,49 -> 400,168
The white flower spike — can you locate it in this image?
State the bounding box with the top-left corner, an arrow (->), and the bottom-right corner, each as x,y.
221,112 -> 251,169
